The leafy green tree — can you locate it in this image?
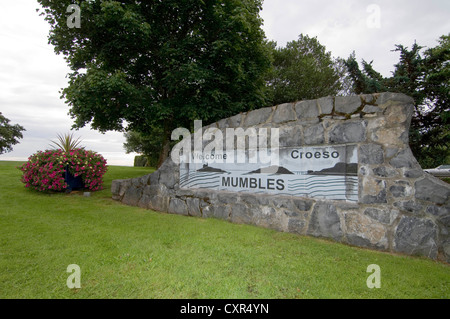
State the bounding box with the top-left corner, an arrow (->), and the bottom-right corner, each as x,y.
345,35 -> 449,168
0,112 -> 25,155
123,129 -> 165,167
266,34 -> 347,105
37,0 -> 271,166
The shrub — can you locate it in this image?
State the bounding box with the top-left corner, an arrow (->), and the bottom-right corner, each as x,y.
20,148 -> 107,192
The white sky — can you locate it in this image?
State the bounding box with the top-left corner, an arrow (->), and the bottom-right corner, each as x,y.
0,0 -> 449,166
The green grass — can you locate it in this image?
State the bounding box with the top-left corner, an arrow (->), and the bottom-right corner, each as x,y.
0,160 -> 449,299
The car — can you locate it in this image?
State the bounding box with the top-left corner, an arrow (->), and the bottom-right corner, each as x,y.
424,165 -> 450,177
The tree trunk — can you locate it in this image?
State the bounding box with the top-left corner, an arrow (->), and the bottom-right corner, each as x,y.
157,136 -> 171,168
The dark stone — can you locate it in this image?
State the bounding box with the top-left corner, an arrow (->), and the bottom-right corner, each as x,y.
393,200 -> 424,214
394,216 -> 438,259
304,123 -> 325,145
389,149 -> 419,169
329,121 -> 367,144
272,103 -> 296,124
373,166 -> 397,177
293,199 -> 314,211
295,100 -> 319,119
307,204 -> 342,241
359,144 -> 384,164
168,197 -> 188,216
390,185 -> 406,198
364,208 -> 393,225
122,186 -> 143,207
335,95 -> 361,114
415,176 -> 450,205
362,190 -> 387,204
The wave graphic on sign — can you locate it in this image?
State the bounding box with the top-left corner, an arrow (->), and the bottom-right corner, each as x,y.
179,171 -> 223,189
285,175 -> 358,201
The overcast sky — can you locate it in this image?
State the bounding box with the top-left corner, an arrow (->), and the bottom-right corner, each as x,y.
0,0 -> 449,166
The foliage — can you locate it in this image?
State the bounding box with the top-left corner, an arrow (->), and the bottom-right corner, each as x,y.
50,132 -> 83,152
20,148 -> 107,192
0,112 -> 26,155
123,129 -> 166,167
345,34 -> 450,168
37,0 -> 272,164
266,34 -> 348,106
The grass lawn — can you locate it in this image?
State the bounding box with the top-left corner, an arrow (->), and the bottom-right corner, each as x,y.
0,160 -> 449,299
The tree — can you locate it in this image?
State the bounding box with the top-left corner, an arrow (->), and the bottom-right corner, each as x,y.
123,128 -> 165,167
37,0 -> 272,167
345,35 -> 449,168
266,34 -> 347,106
0,112 -> 25,155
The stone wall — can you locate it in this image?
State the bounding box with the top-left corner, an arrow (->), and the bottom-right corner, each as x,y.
112,93 -> 450,262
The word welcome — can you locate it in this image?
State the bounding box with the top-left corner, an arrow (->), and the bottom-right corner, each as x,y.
171,120 -> 280,166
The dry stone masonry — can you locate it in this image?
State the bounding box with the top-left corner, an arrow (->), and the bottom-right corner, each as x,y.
112,93 -> 450,262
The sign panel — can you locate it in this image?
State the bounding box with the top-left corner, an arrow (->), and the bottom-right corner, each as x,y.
179,145 -> 359,202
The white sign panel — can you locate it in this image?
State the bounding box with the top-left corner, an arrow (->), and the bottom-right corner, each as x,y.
179,145 -> 358,202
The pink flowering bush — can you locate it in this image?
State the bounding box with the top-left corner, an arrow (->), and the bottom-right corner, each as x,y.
20,148 -> 107,192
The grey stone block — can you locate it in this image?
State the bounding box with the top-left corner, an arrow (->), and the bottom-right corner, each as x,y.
307,203 -> 342,240
293,199 -> 314,211
186,197 -> 202,217
168,197 -> 188,216
230,203 -> 252,224
394,216 -> 438,259
426,206 -> 450,227
393,200 -> 424,214
373,166 -> 398,177
415,176 -> 450,205
376,92 -> 414,106
362,190 -> 387,204
272,103 -> 296,124
389,149 -> 420,169
279,126 -> 302,147
304,123 -> 325,145
390,185 -> 407,198
335,95 -> 361,114
364,208 -> 397,225
359,144 -> 384,164
122,186 -> 143,207
243,107 -> 273,127
288,218 -> 307,234
295,100 -> 319,119
317,96 -> 334,114
329,121 -> 367,144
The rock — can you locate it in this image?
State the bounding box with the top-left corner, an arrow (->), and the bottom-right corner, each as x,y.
335,95 -> 361,114
359,144 -> 384,164
373,166 -> 398,177
415,176 -> 450,205
272,103 -> 296,124
307,204 -> 342,241
295,100 -> 319,119
168,197 -> 188,216
304,123 -> 325,145
364,208 -> 397,225
329,121 -> 367,144
345,212 -> 388,249
317,96 -> 333,114
243,107 -> 273,127
390,149 -> 420,169
394,216 -> 438,259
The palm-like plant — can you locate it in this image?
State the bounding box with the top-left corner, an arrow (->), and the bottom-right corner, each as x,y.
50,132 -> 83,152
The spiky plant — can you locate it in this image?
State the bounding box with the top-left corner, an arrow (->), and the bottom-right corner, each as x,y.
50,132 -> 83,152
